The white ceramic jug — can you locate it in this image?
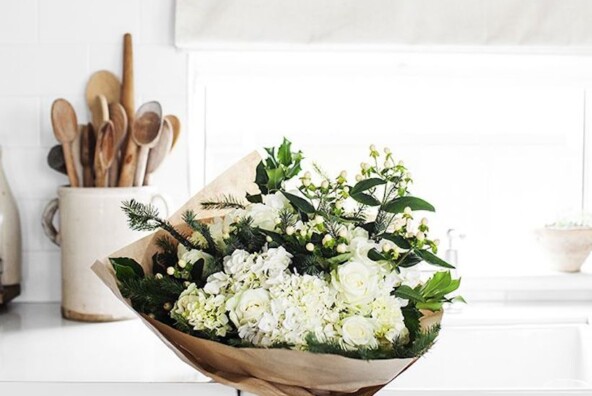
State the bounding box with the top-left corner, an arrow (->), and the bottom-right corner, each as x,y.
0,147 -> 22,303
42,186 -> 167,321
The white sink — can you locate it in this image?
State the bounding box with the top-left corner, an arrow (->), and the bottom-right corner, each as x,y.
388,324 -> 592,394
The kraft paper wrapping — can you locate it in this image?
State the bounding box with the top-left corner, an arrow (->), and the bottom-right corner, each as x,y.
92,151 -> 433,396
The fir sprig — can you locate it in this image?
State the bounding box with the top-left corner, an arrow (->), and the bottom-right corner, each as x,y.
200,195 -> 246,210
118,275 -> 185,322
122,199 -> 199,251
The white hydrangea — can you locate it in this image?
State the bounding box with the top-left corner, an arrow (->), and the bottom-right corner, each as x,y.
172,283 -> 230,337
369,295 -> 408,343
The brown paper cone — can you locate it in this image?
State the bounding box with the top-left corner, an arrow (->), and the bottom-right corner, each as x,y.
92,151 -> 436,396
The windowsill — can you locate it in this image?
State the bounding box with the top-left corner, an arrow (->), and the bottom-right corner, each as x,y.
460,271 -> 592,302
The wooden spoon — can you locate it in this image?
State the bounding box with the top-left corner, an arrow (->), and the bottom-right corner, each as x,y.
107,103 -> 128,187
86,71 -> 121,132
164,115 -> 181,150
143,118 -> 173,185
51,98 -> 80,187
117,33 -> 136,187
131,101 -> 162,187
80,123 -> 96,187
94,121 -> 115,188
47,145 -> 66,175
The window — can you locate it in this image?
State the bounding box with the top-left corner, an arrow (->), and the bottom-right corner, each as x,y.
188,51 -> 592,298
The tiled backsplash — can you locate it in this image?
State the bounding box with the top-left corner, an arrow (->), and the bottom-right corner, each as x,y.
0,0 -> 191,302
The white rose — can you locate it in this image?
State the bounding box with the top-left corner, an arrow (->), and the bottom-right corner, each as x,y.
332,261 -> 380,305
262,191 -> 290,210
209,208 -> 244,245
341,316 -> 378,349
226,288 -> 270,327
244,203 -> 278,231
348,237 -> 378,268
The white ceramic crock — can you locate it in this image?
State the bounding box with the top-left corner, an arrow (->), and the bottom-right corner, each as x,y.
42,186 -> 168,322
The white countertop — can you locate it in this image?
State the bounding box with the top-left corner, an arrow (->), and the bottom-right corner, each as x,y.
1,302 -> 592,395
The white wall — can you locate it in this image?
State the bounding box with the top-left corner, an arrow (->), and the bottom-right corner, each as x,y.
0,0 -> 190,302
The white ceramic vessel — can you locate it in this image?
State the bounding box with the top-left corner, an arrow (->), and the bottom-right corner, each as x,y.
0,147 -> 22,291
42,186 -> 167,321
535,227 -> 592,272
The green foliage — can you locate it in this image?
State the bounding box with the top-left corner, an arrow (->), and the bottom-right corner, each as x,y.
415,249 -> 455,269
282,191 -> 315,213
382,196 -> 435,214
256,138 -> 304,194
350,178 -> 387,195
416,271 -> 463,311
200,195 -> 246,210
304,325 -> 440,360
110,257 -> 144,281
350,192 -> 381,207
117,275 -> 185,322
121,199 -> 198,251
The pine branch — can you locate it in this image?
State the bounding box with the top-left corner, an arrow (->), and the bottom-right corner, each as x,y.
200,195 -> 246,210
122,200 -> 199,251
182,210 -> 216,253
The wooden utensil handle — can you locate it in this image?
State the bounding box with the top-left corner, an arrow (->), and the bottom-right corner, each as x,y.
108,157 -> 119,187
118,141 -> 138,187
83,167 -> 94,187
133,146 -> 150,187
95,168 -> 108,188
62,142 -> 80,187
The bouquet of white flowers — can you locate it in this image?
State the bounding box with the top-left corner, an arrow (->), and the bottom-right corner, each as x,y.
93,139 -> 462,396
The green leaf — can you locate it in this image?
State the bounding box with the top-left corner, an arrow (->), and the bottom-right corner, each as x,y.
367,248 -> 387,261
382,196 -> 435,214
350,178 -> 386,196
277,138 -> 293,166
246,193 -> 263,204
398,253 -> 422,268
421,271 -> 451,298
351,192 -> 381,207
415,249 -> 455,269
110,257 -> 144,281
416,301 -> 444,311
254,162 -> 269,195
394,285 -> 425,303
326,253 -> 353,265
380,233 -> 411,249
266,167 -> 284,191
282,191 -> 315,213
452,295 -> 467,304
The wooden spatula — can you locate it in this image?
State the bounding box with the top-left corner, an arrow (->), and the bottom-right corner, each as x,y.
94,121 -> 115,188
117,33 -> 137,187
47,145 -> 67,175
51,98 -> 80,187
164,115 -> 181,151
108,103 -> 128,187
86,71 -> 120,133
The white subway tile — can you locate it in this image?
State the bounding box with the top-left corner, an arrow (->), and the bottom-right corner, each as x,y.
39,0 -> 140,44
0,97 -> 40,147
0,46 -> 40,95
136,46 -> 188,96
37,44 -> 88,95
3,147 -> 65,199
89,44 -> 123,80
0,0 -> 38,44
140,0 -> 175,45
19,251 -> 61,302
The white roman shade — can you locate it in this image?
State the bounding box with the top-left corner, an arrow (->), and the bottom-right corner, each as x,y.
175,0 -> 592,50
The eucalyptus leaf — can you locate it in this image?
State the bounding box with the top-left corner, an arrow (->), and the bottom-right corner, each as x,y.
367,248 -> 387,261
380,234 -> 411,249
415,249 -> 455,269
382,196 -> 435,214
350,178 -> 386,196
351,192 -> 381,207
282,191 -> 315,213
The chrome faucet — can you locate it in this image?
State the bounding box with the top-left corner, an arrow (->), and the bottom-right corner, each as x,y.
445,228 -> 465,268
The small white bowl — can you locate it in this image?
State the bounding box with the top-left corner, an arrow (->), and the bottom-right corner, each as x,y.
535,227 -> 592,272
